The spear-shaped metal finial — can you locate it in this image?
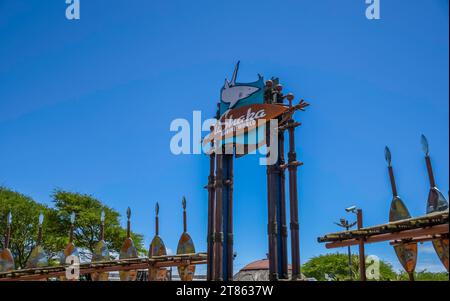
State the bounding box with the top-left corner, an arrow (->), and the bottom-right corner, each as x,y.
384,146 -> 392,167
69,212 -> 75,243
7,212 -> 12,225
37,213 -> 44,245
5,212 -> 12,249
421,134 -> 429,156
38,213 -> 44,226
385,146 -> 398,197
182,197 -> 187,233
421,135 -> 436,188
126,207 -> 131,238
155,202 -> 160,236
100,210 -> 105,241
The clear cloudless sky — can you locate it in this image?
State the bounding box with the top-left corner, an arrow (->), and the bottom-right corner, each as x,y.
0,0 -> 448,274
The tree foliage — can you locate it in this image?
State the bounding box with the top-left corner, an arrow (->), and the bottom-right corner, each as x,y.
52,189 -> 146,259
0,187 -> 146,269
398,270 -> 449,281
302,253 -> 398,281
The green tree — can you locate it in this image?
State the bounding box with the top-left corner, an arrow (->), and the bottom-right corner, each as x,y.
52,189 -> 146,259
398,270 -> 449,281
0,187 -> 65,268
1,187 -> 146,269
302,253 -> 397,281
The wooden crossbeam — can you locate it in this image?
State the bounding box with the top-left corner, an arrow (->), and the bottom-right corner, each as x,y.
324,224 -> 448,249
0,253 -> 207,281
318,210 -> 448,243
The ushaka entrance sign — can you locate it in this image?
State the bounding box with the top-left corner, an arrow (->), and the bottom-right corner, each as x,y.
204,62 -> 309,281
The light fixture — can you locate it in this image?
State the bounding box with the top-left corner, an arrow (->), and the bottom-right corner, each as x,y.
345,206 -> 357,213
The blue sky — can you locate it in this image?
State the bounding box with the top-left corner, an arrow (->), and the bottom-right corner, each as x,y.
0,0 -> 448,274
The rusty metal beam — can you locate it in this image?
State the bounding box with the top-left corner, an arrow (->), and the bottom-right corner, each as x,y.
0,253 -> 207,281
325,224 -> 449,249
390,234 -> 447,246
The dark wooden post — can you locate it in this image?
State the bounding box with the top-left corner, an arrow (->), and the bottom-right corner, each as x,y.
277,128 -> 289,279
287,96 -> 302,280
223,153 -> 234,281
214,152 -> 224,281
357,209 -> 366,281
206,130 -> 216,281
266,124 -> 279,281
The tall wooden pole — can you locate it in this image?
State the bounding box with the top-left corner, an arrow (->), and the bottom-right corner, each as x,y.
287,96 -> 301,280
266,124 -> 279,281
357,209 -> 366,281
206,129 -> 216,281
214,152 -> 224,281
223,152 -> 234,281
277,128 -> 289,279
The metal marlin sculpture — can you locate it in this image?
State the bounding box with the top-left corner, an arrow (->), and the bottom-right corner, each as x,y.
26,213 -> 48,270
0,212 -> 14,272
91,210 -> 110,281
148,202 -> 168,281
421,135 -> 449,271
119,207 -> 138,281
385,147 -> 418,280
176,197 -> 196,281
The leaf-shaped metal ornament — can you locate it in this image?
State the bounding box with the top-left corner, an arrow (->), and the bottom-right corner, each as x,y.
426,188 -> 449,271
182,197 -> 187,210
155,202 -> 160,216
384,146 -> 392,166
389,196 -> 418,277
0,249 -> 14,273
177,233 -> 196,281
421,134 -> 429,155
92,240 -> 110,281
148,235 -> 168,281
126,207 -> 131,220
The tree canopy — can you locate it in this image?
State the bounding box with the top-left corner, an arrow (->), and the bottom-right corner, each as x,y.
302,253 -> 449,281
0,187 -> 145,269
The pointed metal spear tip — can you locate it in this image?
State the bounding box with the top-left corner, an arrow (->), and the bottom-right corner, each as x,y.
182,196 -> 187,209
421,134 -> 429,155
155,202 -> 160,216
100,210 -> 105,223
7,212 -> 12,225
70,212 -> 76,224
38,213 -> 44,225
384,146 -> 392,166
126,207 -> 131,220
